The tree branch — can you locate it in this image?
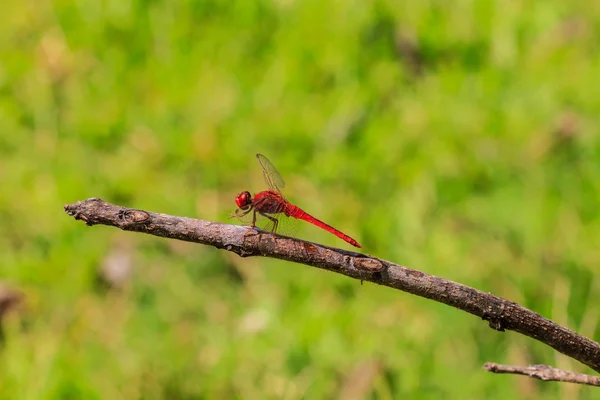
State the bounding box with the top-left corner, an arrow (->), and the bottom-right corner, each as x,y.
484,363 -> 600,386
64,198 -> 600,379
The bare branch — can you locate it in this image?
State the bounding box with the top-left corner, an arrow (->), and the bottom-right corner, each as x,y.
64,198 -> 600,376
484,363 -> 600,386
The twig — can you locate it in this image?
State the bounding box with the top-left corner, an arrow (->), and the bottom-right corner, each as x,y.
484,363 -> 600,386
64,198 -> 600,378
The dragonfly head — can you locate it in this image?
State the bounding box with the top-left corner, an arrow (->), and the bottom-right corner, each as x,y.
235,191 -> 253,210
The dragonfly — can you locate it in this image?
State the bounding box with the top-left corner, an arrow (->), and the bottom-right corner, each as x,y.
234,154 -> 362,248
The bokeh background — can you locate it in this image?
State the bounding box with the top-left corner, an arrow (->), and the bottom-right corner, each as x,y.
1,0 -> 600,398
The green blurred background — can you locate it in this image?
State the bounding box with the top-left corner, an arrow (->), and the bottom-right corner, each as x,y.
1,0 -> 600,398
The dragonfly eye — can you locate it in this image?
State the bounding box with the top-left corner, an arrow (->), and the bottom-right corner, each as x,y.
235,191 -> 252,209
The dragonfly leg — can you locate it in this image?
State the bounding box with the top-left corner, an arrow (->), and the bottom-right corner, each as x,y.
232,206 -> 252,219
240,210 -> 260,239
251,209 -> 257,228
257,211 -> 278,233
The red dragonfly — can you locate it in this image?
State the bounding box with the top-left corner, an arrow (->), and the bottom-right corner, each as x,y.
234,154 -> 362,248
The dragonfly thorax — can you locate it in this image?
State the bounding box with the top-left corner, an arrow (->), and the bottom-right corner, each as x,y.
235,191 -> 253,209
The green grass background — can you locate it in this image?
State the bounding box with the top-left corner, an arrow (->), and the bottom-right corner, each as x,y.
1,0 -> 600,398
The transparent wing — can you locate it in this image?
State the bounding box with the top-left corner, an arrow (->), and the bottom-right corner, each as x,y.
258,212 -> 300,238
236,208 -> 300,238
256,154 -> 286,194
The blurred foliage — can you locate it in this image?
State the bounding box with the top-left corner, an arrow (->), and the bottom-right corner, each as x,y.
1,0 -> 600,398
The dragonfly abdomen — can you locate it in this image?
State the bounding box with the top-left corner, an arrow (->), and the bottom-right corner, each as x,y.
285,204 -> 361,248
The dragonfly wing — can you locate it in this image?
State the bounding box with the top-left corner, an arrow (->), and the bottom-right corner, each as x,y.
266,212 -> 300,238
256,154 -> 286,194
237,209 -> 299,238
